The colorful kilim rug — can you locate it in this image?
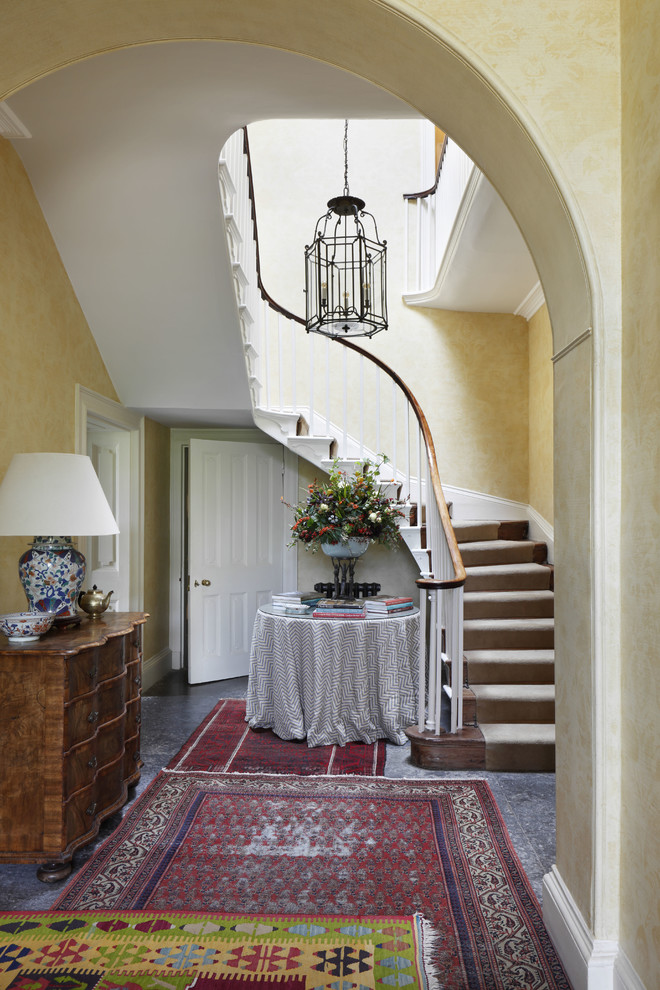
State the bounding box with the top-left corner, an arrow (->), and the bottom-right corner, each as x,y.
54,774 -> 571,990
166,699 -> 386,776
0,909 -> 431,990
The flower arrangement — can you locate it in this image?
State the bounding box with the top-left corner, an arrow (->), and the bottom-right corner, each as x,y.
286,456 -> 404,552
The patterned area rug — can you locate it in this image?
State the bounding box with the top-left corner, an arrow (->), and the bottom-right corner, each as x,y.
55,774 -> 570,989
167,699 -> 386,776
0,909 -> 430,990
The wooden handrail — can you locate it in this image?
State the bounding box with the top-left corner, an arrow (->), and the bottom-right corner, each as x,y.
240,126 -> 464,591
402,134 -> 448,201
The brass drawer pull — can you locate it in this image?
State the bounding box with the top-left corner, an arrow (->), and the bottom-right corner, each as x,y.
88,665 -> 98,680
87,710 -> 99,723
86,802 -> 97,816
133,750 -> 141,762
134,675 -> 141,686
87,756 -> 98,769
135,713 -> 141,725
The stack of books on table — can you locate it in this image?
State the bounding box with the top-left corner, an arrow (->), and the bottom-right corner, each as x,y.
271,591 -> 321,613
363,595 -> 414,616
312,598 -> 366,619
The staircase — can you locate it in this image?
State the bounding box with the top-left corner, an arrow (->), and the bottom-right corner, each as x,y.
457,519 -> 555,771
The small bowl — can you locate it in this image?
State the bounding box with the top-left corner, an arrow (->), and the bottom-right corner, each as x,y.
0,611 -> 55,643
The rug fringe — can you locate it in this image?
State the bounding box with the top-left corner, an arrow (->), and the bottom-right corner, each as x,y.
414,912 -> 444,990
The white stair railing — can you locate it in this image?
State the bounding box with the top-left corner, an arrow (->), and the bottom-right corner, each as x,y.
403,136 -> 475,297
219,127 -> 466,734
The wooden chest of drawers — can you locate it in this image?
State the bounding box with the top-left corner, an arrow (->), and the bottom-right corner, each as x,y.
0,612 -> 147,882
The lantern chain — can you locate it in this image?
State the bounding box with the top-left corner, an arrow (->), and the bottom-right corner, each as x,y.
343,119 -> 350,197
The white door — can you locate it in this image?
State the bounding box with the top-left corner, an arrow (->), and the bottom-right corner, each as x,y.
188,438 -> 288,683
86,427 -> 132,611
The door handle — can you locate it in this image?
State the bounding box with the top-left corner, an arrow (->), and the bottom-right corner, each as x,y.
193,579 -> 212,587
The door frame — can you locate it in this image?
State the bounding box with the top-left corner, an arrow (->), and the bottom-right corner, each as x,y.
75,385 -> 145,611
169,427 -> 297,672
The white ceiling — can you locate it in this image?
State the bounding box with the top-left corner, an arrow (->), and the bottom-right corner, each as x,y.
5,41 -> 538,428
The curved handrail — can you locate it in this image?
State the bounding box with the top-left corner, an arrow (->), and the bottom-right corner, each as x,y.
402,134 -> 448,201
240,126 -> 464,592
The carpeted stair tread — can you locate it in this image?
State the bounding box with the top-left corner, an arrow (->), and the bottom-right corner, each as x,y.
481,722 -> 556,772
464,590 -> 554,619
471,683 -> 555,723
452,520 -> 501,542
460,539 -> 539,566
464,562 -> 553,592
465,649 -> 555,684
464,617 -> 554,651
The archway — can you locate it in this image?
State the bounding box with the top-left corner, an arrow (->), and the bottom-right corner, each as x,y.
0,0 -> 607,973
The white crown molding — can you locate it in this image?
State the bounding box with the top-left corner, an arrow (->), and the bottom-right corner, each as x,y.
0,101 -> 31,139
543,865 -> 620,990
515,280 -> 545,320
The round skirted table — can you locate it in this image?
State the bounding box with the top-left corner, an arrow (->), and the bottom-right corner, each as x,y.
245,604 -> 419,747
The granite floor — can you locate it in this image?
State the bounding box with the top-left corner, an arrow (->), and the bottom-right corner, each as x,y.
0,671 -> 555,910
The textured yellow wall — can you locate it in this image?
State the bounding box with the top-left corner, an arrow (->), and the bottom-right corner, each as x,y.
0,137 -> 118,613
620,1 -> 660,985
0,0 -> 633,971
528,304 -> 553,524
143,418 -> 171,660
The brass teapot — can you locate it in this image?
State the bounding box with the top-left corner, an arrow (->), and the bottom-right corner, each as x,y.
78,585 -> 113,619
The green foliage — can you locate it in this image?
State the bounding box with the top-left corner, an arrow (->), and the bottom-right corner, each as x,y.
285,456 -> 404,552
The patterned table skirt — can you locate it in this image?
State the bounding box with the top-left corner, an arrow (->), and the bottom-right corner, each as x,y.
246,608 -> 419,747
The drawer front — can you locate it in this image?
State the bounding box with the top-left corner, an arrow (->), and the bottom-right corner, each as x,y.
66,634 -> 128,700
126,659 -> 142,703
125,697 -> 141,739
65,755 -> 126,846
124,731 -> 142,784
64,673 -> 126,749
64,713 -> 126,796
127,627 -> 143,663
67,649 -> 101,699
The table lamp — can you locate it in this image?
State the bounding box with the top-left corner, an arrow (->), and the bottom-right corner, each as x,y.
0,452 -> 119,618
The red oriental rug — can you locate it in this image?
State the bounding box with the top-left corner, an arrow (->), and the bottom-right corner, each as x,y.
55,774 -> 571,990
0,909 -> 431,990
166,699 -> 386,776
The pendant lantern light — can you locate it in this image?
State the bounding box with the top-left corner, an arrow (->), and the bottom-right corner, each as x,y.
304,121 -> 388,338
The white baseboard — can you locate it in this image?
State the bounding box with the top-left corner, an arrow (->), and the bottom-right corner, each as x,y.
543,866 -> 619,990
142,647 -> 172,692
444,484 -> 528,522
614,950 -> 647,990
527,504 -> 554,563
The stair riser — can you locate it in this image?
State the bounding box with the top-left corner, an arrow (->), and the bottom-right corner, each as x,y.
464,599 -> 554,619
475,699 -> 555,724
466,660 -> 555,685
464,627 -> 555,651
465,570 -> 553,592
485,743 -> 555,773
461,546 -> 537,566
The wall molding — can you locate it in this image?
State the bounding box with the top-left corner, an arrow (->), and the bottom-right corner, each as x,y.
444,485 -> 554,560
614,949 -> 647,990
543,865 -> 620,990
143,647 -> 172,693
552,327 -> 593,364
514,279 -> 545,320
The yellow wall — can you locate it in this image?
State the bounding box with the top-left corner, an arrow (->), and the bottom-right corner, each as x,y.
528,304 -> 553,524
0,0 -> 650,982
143,417 -> 171,660
620,1 -> 660,985
0,137 -> 118,612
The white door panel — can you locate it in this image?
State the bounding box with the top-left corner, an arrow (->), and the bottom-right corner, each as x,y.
188,439 -> 287,683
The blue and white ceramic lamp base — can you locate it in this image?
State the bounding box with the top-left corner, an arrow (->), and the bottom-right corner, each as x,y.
19,536 -> 86,618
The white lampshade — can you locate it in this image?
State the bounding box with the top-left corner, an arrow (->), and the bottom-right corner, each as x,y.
0,453 -> 119,536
